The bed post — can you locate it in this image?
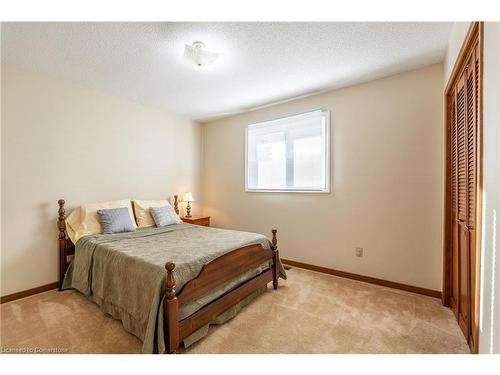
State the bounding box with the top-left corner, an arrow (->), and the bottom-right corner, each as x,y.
173,195 -> 179,215
164,261 -> 179,354
271,229 -> 279,290
58,199 -> 67,291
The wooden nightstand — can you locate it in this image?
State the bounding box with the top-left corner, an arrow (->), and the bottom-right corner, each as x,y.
181,215 -> 210,227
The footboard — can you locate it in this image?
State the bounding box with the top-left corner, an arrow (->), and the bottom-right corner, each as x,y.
163,230 -> 280,353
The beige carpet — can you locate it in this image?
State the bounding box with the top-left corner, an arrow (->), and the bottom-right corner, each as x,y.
0,268 -> 470,354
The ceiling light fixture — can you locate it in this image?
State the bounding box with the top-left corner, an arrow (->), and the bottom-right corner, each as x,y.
184,41 -> 220,68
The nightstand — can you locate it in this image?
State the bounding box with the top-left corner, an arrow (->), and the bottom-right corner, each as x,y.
181,215 -> 210,227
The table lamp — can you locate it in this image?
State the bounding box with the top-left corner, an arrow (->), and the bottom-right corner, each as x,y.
183,192 -> 195,218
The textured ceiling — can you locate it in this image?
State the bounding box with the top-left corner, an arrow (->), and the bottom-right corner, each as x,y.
1,22 -> 452,121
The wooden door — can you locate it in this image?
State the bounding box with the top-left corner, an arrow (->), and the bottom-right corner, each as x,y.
445,23 -> 481,353
450,86 -> 459,319
454,71 -> 469,338
464,43 -> 479,351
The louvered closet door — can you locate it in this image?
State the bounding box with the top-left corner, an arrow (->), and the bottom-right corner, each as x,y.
450,86 -> 459,318
447,24 -> 481,352
449,41 -> 480,344
454,70 -> 470,339
465,44 -> 479,350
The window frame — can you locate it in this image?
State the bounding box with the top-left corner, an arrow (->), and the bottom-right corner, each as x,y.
244,109 -> 331,193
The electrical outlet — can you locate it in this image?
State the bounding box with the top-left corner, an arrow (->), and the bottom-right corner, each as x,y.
356,247 -> 364,257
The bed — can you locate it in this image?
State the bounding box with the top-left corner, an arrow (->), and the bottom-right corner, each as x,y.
57,197 -> 285,353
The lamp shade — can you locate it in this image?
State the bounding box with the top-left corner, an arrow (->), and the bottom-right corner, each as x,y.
183,192 -> 195,202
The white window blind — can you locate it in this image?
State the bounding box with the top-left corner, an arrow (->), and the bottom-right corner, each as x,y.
245,109 -> 330,192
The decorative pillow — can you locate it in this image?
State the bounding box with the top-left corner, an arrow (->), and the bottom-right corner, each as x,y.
133,199 -> 180,227
69,199 -> 136,242
150,206 -> 182,227
97,207 -> 136,234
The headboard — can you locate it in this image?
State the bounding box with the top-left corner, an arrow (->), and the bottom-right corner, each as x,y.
57,194 -> 180,290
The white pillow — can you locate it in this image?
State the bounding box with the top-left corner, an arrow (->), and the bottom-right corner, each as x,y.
133,199 -> 180,227
65,207 -> 81,244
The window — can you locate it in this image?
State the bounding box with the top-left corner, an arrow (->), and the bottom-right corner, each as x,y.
245,109 -> 330,192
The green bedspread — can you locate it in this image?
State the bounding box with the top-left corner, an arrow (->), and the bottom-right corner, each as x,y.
62,223 -> 286,353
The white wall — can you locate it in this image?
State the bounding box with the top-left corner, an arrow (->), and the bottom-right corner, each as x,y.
479,22 -> 500,355
202,64 -> 444,291
1,65 -> 202,296
444,22 -> 500,354
444,22 -> 472,85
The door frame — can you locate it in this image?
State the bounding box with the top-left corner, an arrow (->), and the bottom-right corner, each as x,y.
442,21 -> 483,354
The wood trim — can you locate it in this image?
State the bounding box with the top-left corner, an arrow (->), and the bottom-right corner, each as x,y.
445,22 -> 480,95
281,259 -> 442,299
1,282 -> 58,304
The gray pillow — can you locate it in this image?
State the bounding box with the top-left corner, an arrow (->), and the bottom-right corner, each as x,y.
97,207 -> 135,234
150,206 -> 181,227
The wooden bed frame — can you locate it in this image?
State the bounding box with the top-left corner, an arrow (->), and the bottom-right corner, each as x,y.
57,196 -> 280,353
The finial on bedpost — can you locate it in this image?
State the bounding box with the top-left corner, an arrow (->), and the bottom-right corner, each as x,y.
165,261 -> 176,299
271,229 -> 279,290
173,195 -> 179,215
58,199 -> 66,239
